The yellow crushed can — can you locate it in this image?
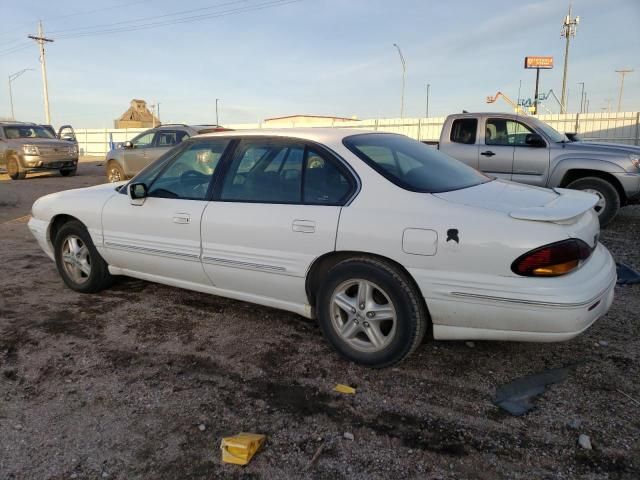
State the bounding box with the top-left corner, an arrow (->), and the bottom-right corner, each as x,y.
334,384 -> 356,394
220,432 -> 266,465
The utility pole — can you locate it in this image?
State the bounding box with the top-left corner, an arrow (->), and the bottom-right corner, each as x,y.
577,82 -> 585,113
8,68 -> 33,120
560,4 -> 579,114
615,69 -> 633,112
215,98 -> 220,125
393,44 -> 406,118
157,102 -> 161,124
425,83 -> 430,118
28,21 -> 54,124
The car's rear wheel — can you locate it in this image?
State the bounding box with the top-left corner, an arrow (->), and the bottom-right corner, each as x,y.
567,176 -> 620,227
316,257 -> 427,367
54,221 -> 113,293
60,168 -> 76,177
107,161 -> 125,183
7,156 -> 26,180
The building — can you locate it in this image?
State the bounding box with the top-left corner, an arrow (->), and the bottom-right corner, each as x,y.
263,114 -> 358,127
114,99 -> 160,128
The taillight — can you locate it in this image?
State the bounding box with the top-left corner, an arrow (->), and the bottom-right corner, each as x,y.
511,239 -> 592,277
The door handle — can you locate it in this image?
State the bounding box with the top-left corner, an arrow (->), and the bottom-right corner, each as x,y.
173,213 -> 191,224
480,151 -> 496,157
292,220 -> 315,233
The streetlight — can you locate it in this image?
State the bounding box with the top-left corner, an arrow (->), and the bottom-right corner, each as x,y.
392,44 -> 406,118
8,68 -> 33,120
216,98 -> 220,125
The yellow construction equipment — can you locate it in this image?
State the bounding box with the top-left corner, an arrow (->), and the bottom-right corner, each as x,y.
486,91 -> 529,115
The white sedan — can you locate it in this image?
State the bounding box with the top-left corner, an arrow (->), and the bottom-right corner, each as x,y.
28,129 -> 616,367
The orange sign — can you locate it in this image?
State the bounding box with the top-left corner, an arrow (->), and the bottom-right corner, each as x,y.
524,56 -> 554,69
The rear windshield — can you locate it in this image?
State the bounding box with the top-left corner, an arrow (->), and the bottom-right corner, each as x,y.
3,125 -> 56,140
343,133 -> 490,193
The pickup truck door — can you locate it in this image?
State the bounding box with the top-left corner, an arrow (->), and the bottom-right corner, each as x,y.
510,122 -> 550,187
441,117 -> 480,169
480,118 -> 516,180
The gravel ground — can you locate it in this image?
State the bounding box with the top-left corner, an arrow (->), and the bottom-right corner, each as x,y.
0,162 -> 638,479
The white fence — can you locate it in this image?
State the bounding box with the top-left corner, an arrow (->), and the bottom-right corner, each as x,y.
76,112 -> 640,157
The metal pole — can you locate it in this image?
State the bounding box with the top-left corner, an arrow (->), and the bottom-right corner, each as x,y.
28,21 -> 54,124
215,98 -> 220,125
157,102 -> 161,125
532,69 -> 539,114
577,82 -> 585,113
560,4 -> 578,114
393,44 -> 406,118
8,77 -> 14,120
425,83 -> 430,118
616,69 -> 633,112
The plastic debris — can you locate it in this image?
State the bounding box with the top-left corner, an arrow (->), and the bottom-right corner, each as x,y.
334,384 -> 356,394
220,432 -> 266,465
578,434 -> 592,450
493,366 -> 571,416
616,263 -> 640,285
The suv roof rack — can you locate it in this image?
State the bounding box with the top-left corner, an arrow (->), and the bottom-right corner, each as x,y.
0,120 -> 37,125
156,123 -> 189,128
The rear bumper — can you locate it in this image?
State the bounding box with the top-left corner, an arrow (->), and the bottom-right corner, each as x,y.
411,243 -> 617,341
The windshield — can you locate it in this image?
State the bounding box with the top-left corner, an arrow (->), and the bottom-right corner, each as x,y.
343,133 -> 490,193
528,118 -> 568,143
4,125 -> 56,140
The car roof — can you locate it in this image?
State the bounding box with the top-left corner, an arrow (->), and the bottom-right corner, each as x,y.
195,127 -> 379,143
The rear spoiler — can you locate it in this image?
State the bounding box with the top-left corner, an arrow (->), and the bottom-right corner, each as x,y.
509,188 -> 598,222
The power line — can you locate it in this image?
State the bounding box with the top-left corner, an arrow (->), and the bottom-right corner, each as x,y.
55,0 -> 299,40
0,0 -> 300,57
47,0 -> 255,36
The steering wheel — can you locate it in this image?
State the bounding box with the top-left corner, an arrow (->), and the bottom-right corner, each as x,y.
180,169 -> 209,197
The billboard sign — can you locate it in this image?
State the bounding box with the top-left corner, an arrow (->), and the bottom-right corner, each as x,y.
524,56 -> 554,69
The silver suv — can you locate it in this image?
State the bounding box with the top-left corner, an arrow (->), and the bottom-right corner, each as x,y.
0,121 -> 78,180
105,124 -> 229,182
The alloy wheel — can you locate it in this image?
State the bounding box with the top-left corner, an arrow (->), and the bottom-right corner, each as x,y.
330,279 -> 397,353
61,235 -> 92,284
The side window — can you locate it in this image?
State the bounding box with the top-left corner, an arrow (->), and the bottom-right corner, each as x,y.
303,148 -> 351,205
156,131 -> 177,146
132,131 -> 155,148
221,141 -> 304,203
486,119 -> 534,146
147,139 -> 229,200
450,119 -> 477,144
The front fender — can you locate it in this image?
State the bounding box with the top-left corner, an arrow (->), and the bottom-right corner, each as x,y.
547,158 -> 626,187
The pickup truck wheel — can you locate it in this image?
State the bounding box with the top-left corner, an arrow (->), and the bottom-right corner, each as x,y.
60,168 -> 76,177
107,161 -> 125,183
7,156 -> 26,180
316,257 -> 427,368
54,221 -> 114,293
567,177 -> 620,227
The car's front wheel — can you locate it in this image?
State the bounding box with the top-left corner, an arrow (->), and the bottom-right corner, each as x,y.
106,161 -> 125,183
7,156 -> 26,180
317,257 -> 428,367
567,176 -> 620,227
54,221 -> 113,293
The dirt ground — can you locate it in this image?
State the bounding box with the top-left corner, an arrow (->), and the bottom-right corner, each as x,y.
1,161 -> 638,479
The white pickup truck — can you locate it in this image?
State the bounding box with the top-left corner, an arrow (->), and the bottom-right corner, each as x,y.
437,112 -> 640,226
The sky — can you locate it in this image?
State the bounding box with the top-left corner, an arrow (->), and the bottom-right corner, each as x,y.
0,0 -> 638,127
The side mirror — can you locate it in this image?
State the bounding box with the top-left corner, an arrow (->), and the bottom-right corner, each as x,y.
124,141 -> 133,149
525,133 -> 546,148
128,182 -> 147,205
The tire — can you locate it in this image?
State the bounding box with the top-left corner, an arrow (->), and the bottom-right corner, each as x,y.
316,257 -> 428,368
54,221 -> 113,293
106,161 -> 125,183
60,168 -> 77,177
567,176 -> 620,227
7,156 -> 26,180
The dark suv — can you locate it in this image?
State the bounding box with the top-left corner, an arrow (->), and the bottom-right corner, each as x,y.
105,124 -> 229,182
0,121 -> 78,180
